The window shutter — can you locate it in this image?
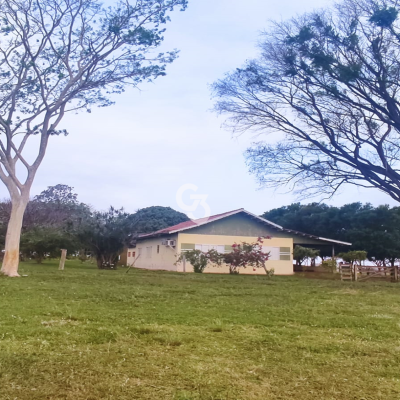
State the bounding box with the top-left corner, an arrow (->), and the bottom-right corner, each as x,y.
224,245 -> 233,253
279,247 -> 291,261
181,243 -> 195,251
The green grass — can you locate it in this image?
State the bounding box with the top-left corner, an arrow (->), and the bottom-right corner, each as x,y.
1,260 -> 400,399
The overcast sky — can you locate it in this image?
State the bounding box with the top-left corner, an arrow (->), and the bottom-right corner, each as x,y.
3,0 -> 399,218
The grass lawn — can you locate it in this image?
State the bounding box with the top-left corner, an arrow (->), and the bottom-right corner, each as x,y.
1,261 -> 400,399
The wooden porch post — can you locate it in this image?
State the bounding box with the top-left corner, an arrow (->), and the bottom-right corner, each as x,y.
332,244 -> 338,272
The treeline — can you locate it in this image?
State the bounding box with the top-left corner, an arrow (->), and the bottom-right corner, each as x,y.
0,184 -> 189,268
262,203 -> 400,266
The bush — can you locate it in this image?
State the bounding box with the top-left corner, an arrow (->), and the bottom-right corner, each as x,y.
320,259 -> 337,273
176,250 -> 210,273
264,268 -> 275,279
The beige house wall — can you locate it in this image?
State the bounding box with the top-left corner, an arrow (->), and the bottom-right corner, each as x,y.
127,233 -> 294,275
177,233 -> 294,275
127,235 -> 178,271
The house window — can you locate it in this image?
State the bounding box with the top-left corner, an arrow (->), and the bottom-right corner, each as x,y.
224,245 -> 233,253
132,252 -> 135,259
128,252 -> 131,257
279,247 -> 291,260
157,245 -> 160,254
262,246 -> 280,260
181,243 -> 195,252
146,246 -> 152,259
195,244 -> 225,253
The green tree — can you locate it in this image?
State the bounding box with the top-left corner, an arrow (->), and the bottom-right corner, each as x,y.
293,246 -> 320,269
262,203 -> 341,239
262,202 -> 400,262
20,227 -> 78,263
0,0 -> 188,277
344,205 -> 400,267
213,0 -> 400,202
338,250 -> 368,267
78,207 -> 136,269
0,185 -> 91,260
132,206 -> 189,234
33,184 -> 78,205
26,185 -> 91,231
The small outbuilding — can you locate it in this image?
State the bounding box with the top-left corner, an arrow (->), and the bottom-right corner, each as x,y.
126,208 -> 350,275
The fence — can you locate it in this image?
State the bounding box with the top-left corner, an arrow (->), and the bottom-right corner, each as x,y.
340,263 -> 399,282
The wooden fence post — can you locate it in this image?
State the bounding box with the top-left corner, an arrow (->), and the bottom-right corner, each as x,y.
353,263 -> 357,281
59,249 -> 67,270
392,265 -> 399,282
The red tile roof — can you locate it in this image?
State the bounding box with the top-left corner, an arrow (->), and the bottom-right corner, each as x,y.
139,208 -> 245,238
137,208 -> 352,246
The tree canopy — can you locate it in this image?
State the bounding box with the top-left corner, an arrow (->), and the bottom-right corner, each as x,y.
213,0 -> 400,202
132,206 -> 189,235
20,227 -> 78,263
33,184 -> 79,205
77,207 -> 134,268
0,185 -> 89,247
0,0 -> 188,276
293,245 -> 320,268
263,202 -> 400,266
0,185 -> 189,267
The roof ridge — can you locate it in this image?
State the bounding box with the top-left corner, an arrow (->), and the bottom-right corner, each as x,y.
138,208 -> 245,238
137,208 -> 352,246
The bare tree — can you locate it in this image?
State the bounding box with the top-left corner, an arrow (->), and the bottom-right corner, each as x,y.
213,0 -> 400,202
0,0 -> 187,276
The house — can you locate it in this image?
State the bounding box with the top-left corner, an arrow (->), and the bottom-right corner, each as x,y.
126,208 -> 351,275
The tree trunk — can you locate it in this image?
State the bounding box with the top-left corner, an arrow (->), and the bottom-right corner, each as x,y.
1,197 -> 28,277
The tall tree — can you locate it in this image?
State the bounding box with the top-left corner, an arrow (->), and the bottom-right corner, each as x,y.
33,184 -> 78,205
132,206 -> 189,234
262,202 -> 340,238
344,205 -> 400,266
26,184 -> 91,230
213,0 -> 400,202
0,185 -> 90,243
78,207 -> 136,269
263,202 -> 400,264
0,0 -> 187,276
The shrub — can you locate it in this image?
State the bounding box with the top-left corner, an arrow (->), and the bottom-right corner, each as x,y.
320,259 -> 337,273
176,249 -> 220,273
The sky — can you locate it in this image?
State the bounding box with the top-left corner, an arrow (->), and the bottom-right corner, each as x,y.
3,0 -> 399,219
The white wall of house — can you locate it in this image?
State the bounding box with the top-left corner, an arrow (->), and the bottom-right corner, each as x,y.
127,235 -> 178,271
